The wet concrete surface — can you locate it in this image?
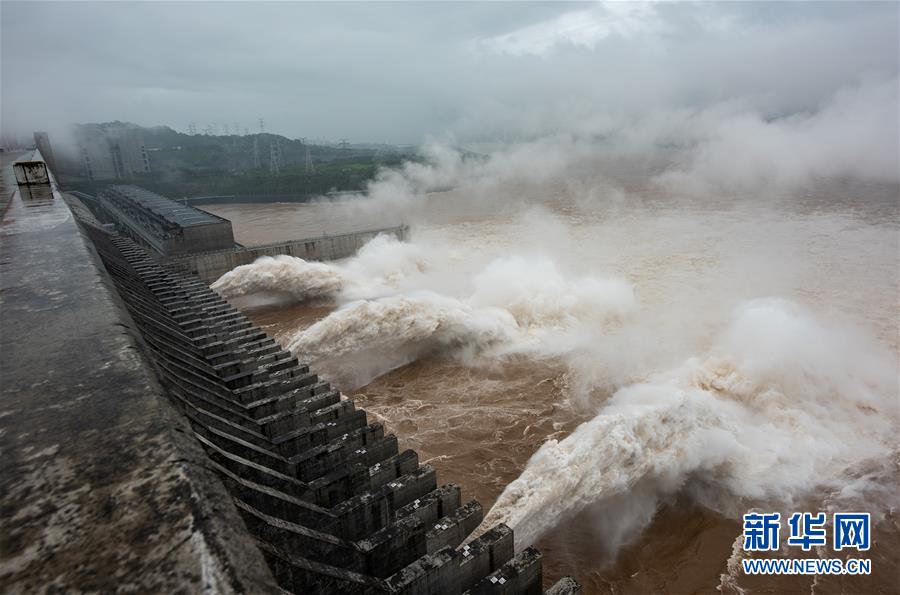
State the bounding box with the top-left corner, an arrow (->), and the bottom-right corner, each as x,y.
0,151 -> 26,215
0,181 -> 278,592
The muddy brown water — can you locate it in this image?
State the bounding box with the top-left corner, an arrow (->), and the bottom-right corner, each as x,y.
210,172 -> 899,594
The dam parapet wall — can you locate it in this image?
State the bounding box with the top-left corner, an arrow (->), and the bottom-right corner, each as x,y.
175,190 -> 365,206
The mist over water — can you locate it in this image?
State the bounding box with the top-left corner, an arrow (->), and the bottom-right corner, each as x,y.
214,232 -> 638,388
210,138 -> 899,592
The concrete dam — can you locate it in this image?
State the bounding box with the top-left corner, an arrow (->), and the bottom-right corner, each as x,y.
0,151 -> 580,594
72,184 -> 409,283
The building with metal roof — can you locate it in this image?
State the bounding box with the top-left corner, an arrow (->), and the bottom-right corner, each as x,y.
98,185 -> 236,255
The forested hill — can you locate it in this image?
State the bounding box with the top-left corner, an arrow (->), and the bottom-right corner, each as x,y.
64,121 -> 419,198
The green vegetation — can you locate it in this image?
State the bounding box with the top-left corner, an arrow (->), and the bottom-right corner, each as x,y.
63,122 -> 418,198
117,157 -> 397,198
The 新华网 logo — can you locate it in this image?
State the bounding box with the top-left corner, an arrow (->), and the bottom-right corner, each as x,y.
740,511 -> 872,576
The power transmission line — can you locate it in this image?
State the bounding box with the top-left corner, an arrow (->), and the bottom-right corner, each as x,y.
269,139 -> 281,174
301,137 -> 315,173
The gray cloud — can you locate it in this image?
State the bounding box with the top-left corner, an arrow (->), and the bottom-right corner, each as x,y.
2,1 -> 897,146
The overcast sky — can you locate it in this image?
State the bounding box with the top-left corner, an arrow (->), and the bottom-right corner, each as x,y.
2,2 -> 897,144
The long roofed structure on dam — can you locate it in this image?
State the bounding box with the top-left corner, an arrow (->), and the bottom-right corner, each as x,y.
91,184 -> 237,255
107,184 -> 223,227
0,146 -> 581,593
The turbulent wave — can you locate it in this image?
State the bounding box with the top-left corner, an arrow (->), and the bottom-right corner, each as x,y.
479,298 -> 898,552
216,232 -> 637,385
212,255 -> 345,300
280,254 -> 636,385
286,291 -> 520,362
211,234 -> 426,302
284,291 -> 523,388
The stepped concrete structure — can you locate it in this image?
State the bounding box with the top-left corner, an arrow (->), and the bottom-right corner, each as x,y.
1,148 -> 581,593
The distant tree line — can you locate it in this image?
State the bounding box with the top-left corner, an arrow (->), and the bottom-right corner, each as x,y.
60,122 -> 419,199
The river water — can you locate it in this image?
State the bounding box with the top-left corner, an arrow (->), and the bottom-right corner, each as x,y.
204,167 -> 899,593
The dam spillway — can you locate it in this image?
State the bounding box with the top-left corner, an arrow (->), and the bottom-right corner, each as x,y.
0,153 -> 579,593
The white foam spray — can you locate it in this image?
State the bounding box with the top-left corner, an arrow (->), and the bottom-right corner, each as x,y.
212,234 -> 428,303
212,255 -> 345,301
276,252 -> 636,387
478,298 -> 898,551
287,291 -> 522,362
